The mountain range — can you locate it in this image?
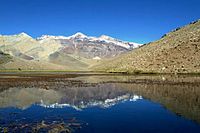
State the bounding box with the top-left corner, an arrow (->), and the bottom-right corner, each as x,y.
0,33 -> 141,70
0,19 -> 200,73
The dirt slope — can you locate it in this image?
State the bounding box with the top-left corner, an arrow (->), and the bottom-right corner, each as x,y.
93,20 -> 200,74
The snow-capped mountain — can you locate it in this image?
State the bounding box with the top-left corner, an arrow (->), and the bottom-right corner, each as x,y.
0,32 -> 142,70
67,32 -> 88,39
37,32 -> 141,50
98,35 -> 140,49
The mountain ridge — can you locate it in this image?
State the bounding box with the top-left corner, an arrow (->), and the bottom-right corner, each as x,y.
0,32 -> 141,71
93,19 -> 200,74
36,32 -> 141,49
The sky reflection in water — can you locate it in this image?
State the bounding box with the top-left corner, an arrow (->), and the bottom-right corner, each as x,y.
0,74 -> 200,133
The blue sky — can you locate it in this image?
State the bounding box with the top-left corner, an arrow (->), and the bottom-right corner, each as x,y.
0,0 -> 199,43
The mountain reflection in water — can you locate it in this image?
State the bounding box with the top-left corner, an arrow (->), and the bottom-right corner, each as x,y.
0,82 -> 142,110
0,74 -> 200,133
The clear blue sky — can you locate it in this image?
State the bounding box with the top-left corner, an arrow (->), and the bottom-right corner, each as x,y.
0,0 -> 199,43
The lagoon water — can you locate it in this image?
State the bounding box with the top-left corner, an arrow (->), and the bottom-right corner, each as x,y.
0,73 -> 200,133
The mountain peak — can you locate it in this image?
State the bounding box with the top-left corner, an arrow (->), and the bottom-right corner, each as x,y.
99,35 -> 114,40
19,32 -> 28,36
71,32 -> 87,38
18,32 -> 31,38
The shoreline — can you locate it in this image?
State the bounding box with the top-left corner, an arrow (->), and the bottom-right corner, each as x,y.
0,69 -> 200,76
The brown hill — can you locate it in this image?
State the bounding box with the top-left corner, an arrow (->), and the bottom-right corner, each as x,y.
93,20 -> 200,74
0,52 -> 69,71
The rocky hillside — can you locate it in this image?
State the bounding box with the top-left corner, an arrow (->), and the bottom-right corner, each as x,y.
0,33 -> 62,60
0,32 -> 140,70
0,51 -> 13,69
94,20 -> 200,74
0,52 -> 68,70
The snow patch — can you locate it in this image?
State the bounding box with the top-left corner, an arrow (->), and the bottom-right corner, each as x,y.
93,56 -> 101,60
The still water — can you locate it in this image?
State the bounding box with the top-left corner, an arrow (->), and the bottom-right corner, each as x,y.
0,73 -> 200,133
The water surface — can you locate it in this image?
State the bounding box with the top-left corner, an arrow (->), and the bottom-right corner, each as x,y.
0,73 -> 200,133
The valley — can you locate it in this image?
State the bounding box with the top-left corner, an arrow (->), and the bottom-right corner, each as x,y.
1,20 -> 200,74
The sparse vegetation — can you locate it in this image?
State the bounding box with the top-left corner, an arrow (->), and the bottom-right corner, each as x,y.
0,52 -> 12,64
93,20 -> 200,74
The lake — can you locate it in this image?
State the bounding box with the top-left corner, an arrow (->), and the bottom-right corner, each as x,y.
0,73 -> 200,133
